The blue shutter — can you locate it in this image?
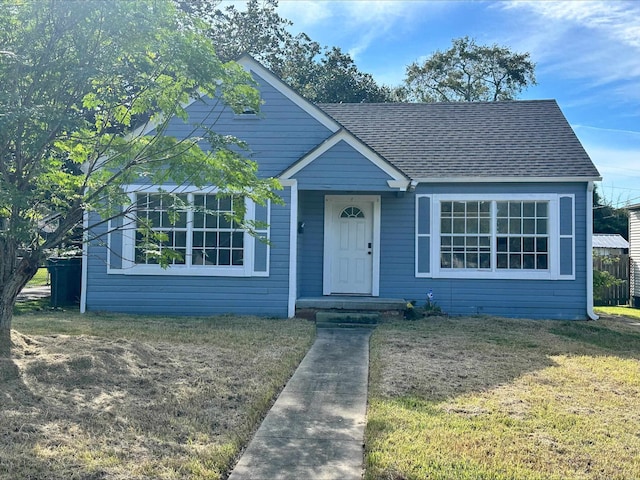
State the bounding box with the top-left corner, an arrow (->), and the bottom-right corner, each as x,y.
107,213 -> 123,270
416,195 -> 431,276
253,202 -> 269,274
559,196 -> 574,277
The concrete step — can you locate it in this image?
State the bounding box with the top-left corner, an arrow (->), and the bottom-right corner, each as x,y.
315,312 -> 380,329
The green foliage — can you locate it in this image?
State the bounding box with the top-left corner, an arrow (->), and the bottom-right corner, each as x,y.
593,267 -> 624,304
180,0 -> 393,103
593,185 -> 629,238
0,0 -> 280,330
402,36 -> 536,102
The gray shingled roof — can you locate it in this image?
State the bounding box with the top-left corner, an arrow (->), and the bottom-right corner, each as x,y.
318,100 -> 601,180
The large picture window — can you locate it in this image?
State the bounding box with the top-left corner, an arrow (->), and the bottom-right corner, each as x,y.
111,187 -> 270,277
134,193 -> 244,267
415,193 -> 575,280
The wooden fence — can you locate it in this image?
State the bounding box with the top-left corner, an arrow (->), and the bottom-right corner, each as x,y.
593,254 -> 629,306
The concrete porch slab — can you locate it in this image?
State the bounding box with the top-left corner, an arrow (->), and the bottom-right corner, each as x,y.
296,296 -> 406,311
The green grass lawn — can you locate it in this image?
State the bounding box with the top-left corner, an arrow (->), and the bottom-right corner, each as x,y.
366,316 -> 640,480
596,305 -> 640,320
25,267 -> 49,287
3,311 -> 315,480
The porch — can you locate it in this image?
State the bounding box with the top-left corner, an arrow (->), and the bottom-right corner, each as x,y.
295,296 -> 407,325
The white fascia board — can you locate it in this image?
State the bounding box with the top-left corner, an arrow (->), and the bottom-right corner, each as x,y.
80,209 -> 89,314
287,180 -> 298,318
413,176 -> 602,184
279,130 -> 408,187
237,55 -> 340,133
586,182 -> 598,320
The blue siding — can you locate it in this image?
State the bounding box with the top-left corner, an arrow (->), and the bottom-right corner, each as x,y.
85,188 -> 293,317
297,191 -> 325,297
296,183 -> 590,320
379,183 -> 589,319
293,140 -> 396,191
163,73 -> 333,178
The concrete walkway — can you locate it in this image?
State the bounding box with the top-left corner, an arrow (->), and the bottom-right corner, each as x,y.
228,327 -> 372,480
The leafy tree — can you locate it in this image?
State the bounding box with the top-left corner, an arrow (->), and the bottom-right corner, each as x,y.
402,36 -> 536,102
0,0 -> 279,340
593,186 -> 629,239
179,0 -> 393,103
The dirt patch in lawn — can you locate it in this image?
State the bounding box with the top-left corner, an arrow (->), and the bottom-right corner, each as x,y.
1,316 -> 314,480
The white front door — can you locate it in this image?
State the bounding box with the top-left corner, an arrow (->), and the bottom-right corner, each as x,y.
323,195 -> 380,295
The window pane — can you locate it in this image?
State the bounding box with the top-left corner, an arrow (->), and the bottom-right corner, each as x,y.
509,237 -> 521,253
479,219 -> 491,234
523,202 -> 535,217
467,218 -> 478,233
232,249 -> 243,266
453,253 -> 465,268
497,218 -> 508,234
523,254 -> 535,269
509,202 -> 521,216
219,232 -> 231,247
497,202 -> 508,217
537,254 -> 548,270
536,202 -> 548,217
441,253 -> 452,268
509,218 -> 521,234
452,218 -> 464,233
205,232 -> 216,247
453,202 -> 466,216
536,237 -> 548,252
509,254 -> 521,269
441,202 -> 452,215
219,249 -> 231,265
523,219 -> 535,234
497,253 -> 508,269
537,219 -> 547,234
523,237 -> 535,252
441,218 -> 452,234
480,253 -> 491,269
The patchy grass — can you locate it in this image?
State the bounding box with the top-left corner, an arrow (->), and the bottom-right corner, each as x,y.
596,305 -> 640,320
366,316 -> 640,480
1,310 -> 315,480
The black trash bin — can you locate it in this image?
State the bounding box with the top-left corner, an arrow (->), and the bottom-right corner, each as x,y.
47,257 -> 82,307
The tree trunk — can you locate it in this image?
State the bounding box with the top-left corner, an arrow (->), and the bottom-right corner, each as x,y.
0,238 -> 40,345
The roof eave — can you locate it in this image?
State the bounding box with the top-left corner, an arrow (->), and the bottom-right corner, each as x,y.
412,175 -> 602,184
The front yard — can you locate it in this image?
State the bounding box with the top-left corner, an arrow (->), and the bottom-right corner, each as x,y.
366,314 -> 640,479
1,311 -> 314,480
3,305 -> 639,479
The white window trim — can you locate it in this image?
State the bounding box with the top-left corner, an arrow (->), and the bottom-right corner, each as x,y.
107,185 -> 269,277
419,193 -> 574,280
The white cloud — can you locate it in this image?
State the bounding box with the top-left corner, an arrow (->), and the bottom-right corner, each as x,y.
505,1 -> 640,49
501,1 -> 640,86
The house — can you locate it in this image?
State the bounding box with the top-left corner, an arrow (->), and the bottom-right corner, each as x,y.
81,56 -> 602,320
593,233 -> 629,256
630,204 -> 640,308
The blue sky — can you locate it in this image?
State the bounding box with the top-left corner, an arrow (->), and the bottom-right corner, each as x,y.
231,1 -> 640,207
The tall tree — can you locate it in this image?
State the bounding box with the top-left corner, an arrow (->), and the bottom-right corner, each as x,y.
0,0 -> 279,340
402,36 -> 536,102
179,0 -> 393,103
593,186 -> 629,239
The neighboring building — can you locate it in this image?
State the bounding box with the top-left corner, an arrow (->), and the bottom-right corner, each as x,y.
630,204 -> 640,308
593,234 -> 629,256
82,55 -> 602,320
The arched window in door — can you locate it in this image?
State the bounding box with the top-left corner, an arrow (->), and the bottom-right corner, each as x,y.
340,206 -> 364,218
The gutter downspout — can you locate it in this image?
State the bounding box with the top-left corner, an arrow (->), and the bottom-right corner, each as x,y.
586,181 -> 598,320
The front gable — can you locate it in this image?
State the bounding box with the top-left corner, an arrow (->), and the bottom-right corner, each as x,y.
280,130 -> 409,191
